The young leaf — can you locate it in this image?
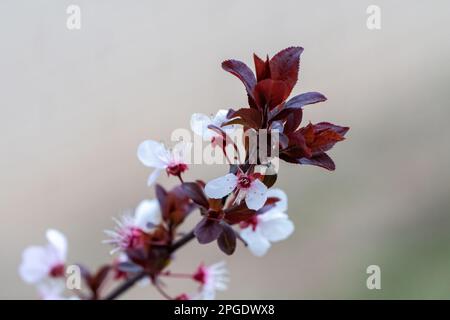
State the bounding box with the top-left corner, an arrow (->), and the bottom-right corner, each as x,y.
217,223 -> 237,255
269,47 -> 303,96
181,182 -> 209,208
227,108 -> 262,129
253,79 -> 288,110
284,92 -> 327,109
194,218 -> 224,244
222,59 -> 257,100
253,53 -> 271,82
298,153 -> 336,171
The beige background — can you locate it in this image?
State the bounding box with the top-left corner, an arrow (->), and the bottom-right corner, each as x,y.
1,0 -> 450,299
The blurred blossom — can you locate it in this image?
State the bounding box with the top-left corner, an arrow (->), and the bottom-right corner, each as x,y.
103,199 -> 162,254
192,261 -> 229,300
19,229 -> 67,284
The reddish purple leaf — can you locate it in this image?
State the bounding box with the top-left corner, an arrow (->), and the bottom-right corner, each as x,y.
222,60 -> 256,99
181,182 -> 209,209
253,53 -> 271,82
217,223 -> 236,255
253,79 -> 288,110
284,92 -> 327,109
269,47 -> 303,96
298,153 -> 336,171
224,203 -> 256,225
194,218 -> 224,244
227,108 -> 262,129
313,122 -> 350,137
283,109 -> 303,134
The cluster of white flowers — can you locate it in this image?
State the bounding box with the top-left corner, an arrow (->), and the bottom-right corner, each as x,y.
19,107 -> 295,300
191,111 -> 295,256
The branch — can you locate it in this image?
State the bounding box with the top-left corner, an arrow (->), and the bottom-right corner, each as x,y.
104,270 -> 147,300
169,230 -> 195,253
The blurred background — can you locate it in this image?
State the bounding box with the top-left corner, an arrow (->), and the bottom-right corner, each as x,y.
1,0 -> 450,299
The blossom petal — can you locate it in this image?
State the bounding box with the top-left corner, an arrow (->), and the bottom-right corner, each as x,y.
147,169 -> 162,186
240,228 -> 271,257
212,110 -> 229,127
19,246 -> 52,283
46,229 -> 67,262
137,140 -> 169,168
37,280 -> 66,300
259,216 -> 294,242
245,179 -> 268,210
190,113 -> 214,141
134,199 -> 162,232
171,141 -> 191,164
205,174 -> 238,199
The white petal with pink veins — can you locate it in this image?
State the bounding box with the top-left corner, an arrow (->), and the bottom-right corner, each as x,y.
259,216 -> 294,242
240,228 -> 271,257
147,168 -> 162,186
134,199 -> 162,232
137,140 -> 170,168
204,173 -> 238,199
190,113 -> 214,141
46,229 -> 67,262
245,179 -> 268,210
170,141 -> 191,164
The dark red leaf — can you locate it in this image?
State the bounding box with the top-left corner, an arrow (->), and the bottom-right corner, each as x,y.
253,53 -> 271,82
181,182 -> 209,209
253,79 -> 288,110
262,173 -> 277,188
313,122 -> 350,137
155,184 -> 168,219
283,130 -> 311,159
194,218 -> 224,244
300,122 -> 347,155
269,47 -> 303,96
284,92 -> 327,109
283,109 -> 303,134
222,60 -> 257,100
217,223 -> 237,255
227,108 -> 262,129
298,153 -> 336,171
224,203 -> 256,225
269,92 -> 325,123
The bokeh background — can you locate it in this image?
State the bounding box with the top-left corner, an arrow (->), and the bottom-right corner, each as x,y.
1,0 -> 450,299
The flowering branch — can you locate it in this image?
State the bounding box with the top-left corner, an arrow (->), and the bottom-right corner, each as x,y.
18,46 -> 349,300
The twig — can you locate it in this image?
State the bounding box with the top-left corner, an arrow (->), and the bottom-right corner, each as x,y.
104,271 -> 147,300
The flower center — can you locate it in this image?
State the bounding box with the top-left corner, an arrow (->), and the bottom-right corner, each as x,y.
238,175 -> 252,189
124,227 -> 145,249
49,263 -> 65,278
192,265 -> 207,284
166,163 -> 188,177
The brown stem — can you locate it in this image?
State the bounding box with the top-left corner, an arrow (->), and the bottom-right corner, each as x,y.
169,230 -> 195,253
103,271 -> 147,300
154,281 -> 174,300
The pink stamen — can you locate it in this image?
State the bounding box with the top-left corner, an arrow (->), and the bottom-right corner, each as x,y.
49,263 -> 65,278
